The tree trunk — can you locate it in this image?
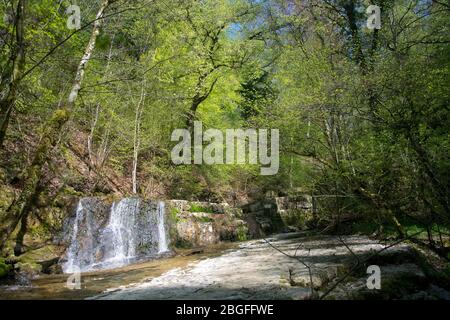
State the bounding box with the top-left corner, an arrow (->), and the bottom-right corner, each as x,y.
87,36 -> 114,169
132,81 -> 146,194
0,0 -> 110,253
13,210 -> 29,256
0,0 -> 26,147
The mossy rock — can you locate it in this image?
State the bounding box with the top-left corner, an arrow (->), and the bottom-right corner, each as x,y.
0,259 -> 13,279
62,186 -> 84,197
14,262 -> 42,277
18,245 -> 63,273
1,240 -> 15,258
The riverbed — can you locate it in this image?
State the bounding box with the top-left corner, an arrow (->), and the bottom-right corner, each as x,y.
1,232 -> 445,300
0,242 -> 236,300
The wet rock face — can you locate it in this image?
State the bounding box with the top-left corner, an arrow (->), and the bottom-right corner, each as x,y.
61,198 -> 169,273
59,198 -> 250,270
60,197 -> 110,271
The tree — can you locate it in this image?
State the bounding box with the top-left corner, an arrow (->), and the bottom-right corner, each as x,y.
0,0 -> 111,252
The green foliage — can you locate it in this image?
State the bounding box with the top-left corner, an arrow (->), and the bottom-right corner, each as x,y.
236,225 -> 248,241
0,0 -> 448,253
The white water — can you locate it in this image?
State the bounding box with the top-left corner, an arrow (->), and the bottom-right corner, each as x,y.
62,198 -> 169,273
157,202 -> 168,253
102,198 -> 140,268
63,200 -> 85,274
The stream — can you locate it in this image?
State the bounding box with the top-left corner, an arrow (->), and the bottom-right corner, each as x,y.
0,243 -> 236,300
2,232 -> 444,300
0,232 -> 395,300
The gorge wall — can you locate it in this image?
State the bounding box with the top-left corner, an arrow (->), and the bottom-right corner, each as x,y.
4,195 -> 314,276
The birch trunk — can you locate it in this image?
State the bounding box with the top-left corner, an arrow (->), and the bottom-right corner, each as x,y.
132,82 -> 146,194
87,35 -> 115,168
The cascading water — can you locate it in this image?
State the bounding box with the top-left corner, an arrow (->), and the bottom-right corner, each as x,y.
100,198 -> 139,268
157,202 -> 168,253
62,198 -> 170,273
63,199 -> 87,274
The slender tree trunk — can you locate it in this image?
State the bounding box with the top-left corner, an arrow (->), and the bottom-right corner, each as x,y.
132,81 -> 146,194
0,0 -> 26,147
408,131 -> 449,216
88,103 -> 100,169
87,35 -> 114,169
13,213 -> 28,256
0,0 -> 110,253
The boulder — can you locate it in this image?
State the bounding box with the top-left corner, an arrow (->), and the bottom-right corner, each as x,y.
14,261 -> 42,278
17,244 -> 65,274
166,200 -> 248,248
0,259 -> 13,279
241,195 -> 314,236
175,220 -> 220,247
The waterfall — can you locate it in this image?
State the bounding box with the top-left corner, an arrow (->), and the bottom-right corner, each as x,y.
62,198 -> 170,273
157,202 -> 168,253
101,198 -> 140,268
63,199 -> 85,274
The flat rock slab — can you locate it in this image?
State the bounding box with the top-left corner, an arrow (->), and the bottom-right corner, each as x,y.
92,233 -> 404,300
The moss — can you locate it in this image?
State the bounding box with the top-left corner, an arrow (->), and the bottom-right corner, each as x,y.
170,207 -> 181,223
0,259 -> 12,279
196,216 -> 214,223
351,217 -> 450,240
444,265 -> 450,278
236,225 -> 248,241
51,109 -> 70,125
137,243 -> 154,254
189,204 -> 215,214
15,262 -> 42,275
18,245 -> 63,264
62,186 -> 84,197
